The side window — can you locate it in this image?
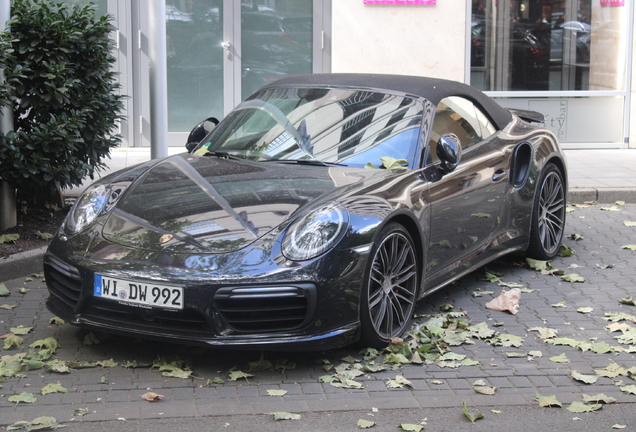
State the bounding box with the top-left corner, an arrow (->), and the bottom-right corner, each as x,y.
429,96 -> 496,162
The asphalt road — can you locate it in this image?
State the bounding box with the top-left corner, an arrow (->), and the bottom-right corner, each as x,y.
1,202 -> 635,430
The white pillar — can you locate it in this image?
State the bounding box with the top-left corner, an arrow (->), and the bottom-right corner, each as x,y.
148,0 -> 168,159
0,0 -> 16,231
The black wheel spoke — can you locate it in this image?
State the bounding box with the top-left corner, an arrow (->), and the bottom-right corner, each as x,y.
537,171 -> 565,255
365,229 -> 418,340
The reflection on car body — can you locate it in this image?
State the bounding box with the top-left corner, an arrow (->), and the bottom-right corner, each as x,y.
45,74 -> 567,351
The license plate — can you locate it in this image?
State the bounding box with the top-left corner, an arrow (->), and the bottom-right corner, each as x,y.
94,275 -> 184,310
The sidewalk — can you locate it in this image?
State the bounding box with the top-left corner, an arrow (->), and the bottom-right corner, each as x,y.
64,147 -> 636,203
1,203 -> 636,427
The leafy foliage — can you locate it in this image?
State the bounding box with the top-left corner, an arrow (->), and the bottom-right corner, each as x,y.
0,0 -> 123,202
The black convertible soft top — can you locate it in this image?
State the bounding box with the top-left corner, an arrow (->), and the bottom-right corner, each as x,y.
263,73 -> 513,131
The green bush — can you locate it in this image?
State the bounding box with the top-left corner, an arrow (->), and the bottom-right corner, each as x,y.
0,0 -> 123,203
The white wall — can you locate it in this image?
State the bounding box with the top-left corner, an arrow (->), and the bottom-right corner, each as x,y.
331,1 -> 466,82
630,3 -> 636,149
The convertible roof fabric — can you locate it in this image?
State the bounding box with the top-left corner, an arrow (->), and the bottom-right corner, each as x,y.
263,73 -> 513,131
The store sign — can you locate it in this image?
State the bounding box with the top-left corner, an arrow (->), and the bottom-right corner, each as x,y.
529,100 -> 568,141
601,0 -> 624,5
364,0 -> 436,4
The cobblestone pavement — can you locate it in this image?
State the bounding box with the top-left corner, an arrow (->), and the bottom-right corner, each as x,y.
1,203 -> 635,427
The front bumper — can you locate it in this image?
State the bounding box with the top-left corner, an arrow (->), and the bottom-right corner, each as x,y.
43,236 -> 368,351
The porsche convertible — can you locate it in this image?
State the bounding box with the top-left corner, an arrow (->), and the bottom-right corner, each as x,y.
44,74 -> 567,350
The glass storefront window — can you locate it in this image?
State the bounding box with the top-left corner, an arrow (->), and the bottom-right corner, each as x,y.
241,0 -> 313,99
166,0 -> 225,132
471,0 -> 629,92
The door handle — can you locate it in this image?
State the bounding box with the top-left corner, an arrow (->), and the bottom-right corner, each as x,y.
221,41 -> 231,59
492,169 -> 507,182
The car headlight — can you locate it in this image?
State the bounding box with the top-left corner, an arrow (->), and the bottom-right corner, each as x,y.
282,203 -> 349,261
65,184 -> 110,234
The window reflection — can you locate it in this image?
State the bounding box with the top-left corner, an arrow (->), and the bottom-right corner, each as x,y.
241,0 -> 313,99
166,0 -> 224,132
471,0 -> 627,92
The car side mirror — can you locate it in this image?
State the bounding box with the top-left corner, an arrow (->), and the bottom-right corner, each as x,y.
186,117 -> 219,152
437,133 -> 462,173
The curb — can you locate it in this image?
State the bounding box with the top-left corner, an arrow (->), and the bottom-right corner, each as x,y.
0,246 -> 46,280
568,188 -> 636,204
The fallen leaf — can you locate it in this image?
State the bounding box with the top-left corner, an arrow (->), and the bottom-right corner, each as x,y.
141,392 -> 164,402
620,385 -> 636,395
8,392 -> 38,404
357,419 -> 376,429
472,290 -> 495,297
398,423 -> 423,431
529,327 -> 559,339
561,273 -> 586,283
0,233 -> 19,244
83,332 -> 100,346
558,245 -> 575,257
266,389 -> 288,396
485,289 -> 521,314
582,393 -> 616,404
535,393 -> 562,407
462,402 -> 484,424
577,307 -> 593,314
619,297 -> 636,306
624,220 -> 636,227
386,375 -> 413,389
491,409 -> 502,414
97,359 -> 118,368
552,302 -> 567,308
566,401 -> 602,413
571,371 -> 598,384
271,412 -> 301,421
30,337 -> 61,351
3,334 -> 23,349
34,231 -> 54,240
612,425 -> 627,429
601,206 -> 620,212
10,325 -> 33,335
73,408 -> 89,416
41,382 -> 68,395
622,245 -> 636,251
528,350 -> 543,357
490,333 -> 524,347
474,386 -> 496,395
0,304 -> 18,310
6,416 -> 62,430
550,353 -> 570,363
48,317 -> 65,325
0,283 -> 10,296
162,369 -> 192,379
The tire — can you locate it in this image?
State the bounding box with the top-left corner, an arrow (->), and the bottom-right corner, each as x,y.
359,222 -> 419,348
526,163 -> 566,260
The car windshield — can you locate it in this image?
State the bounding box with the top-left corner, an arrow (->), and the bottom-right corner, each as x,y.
193,87 -> 424,169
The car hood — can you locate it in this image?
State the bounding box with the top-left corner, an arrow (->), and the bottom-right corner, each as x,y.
102,153 -> 389,254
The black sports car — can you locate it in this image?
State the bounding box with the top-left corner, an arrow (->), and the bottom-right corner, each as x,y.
44,74 -> 567,350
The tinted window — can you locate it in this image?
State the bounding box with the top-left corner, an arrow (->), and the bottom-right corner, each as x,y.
429,96 -> 496,162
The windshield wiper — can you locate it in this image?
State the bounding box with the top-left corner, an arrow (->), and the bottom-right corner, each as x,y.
204,151 -> 243,160
262,159 -> 347,167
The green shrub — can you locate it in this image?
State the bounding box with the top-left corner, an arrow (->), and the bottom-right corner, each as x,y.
0,0 -> 123,203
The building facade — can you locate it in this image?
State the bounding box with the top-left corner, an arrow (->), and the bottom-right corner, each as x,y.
91,0 -> 636,149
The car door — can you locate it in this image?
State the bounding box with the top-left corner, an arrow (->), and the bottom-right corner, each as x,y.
423,96 -> 508,286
